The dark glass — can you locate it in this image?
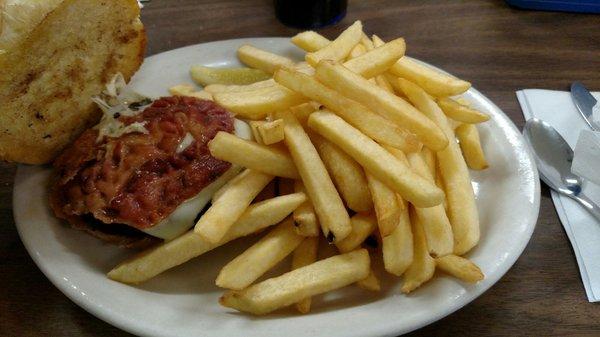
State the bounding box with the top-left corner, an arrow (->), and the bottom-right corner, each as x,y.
275,0 -> 347,29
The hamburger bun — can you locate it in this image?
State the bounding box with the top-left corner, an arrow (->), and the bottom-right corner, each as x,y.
0,0 -> 145,164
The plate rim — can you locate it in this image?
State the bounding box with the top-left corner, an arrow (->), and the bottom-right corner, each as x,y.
13,37 -> 541,337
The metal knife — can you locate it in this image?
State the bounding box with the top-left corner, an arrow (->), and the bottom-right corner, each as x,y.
570,82 -> 599,131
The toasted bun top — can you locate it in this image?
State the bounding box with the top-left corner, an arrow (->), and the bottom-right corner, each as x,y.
0,0 -> 64,53
0,0 -> 145,164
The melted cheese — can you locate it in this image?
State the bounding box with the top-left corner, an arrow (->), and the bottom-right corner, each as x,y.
141,118 -> 253,240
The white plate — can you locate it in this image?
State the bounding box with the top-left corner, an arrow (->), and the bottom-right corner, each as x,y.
13,38 -> 540,337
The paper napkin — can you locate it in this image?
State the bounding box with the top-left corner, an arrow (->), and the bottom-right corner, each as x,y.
517,89 -> 600,302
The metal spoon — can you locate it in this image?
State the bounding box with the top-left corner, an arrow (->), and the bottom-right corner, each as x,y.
523,118 -> 600,221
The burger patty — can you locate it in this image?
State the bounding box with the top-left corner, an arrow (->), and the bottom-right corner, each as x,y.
49,96 -> 234,247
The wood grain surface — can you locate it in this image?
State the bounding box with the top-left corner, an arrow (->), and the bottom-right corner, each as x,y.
2,0 -> 600,336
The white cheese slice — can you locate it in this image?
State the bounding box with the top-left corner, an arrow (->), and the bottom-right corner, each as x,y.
571,129 -> 600,186
141,118 -> 253,240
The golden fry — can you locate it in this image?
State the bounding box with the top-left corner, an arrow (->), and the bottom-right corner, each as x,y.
291,31 -> 331,52
314,60 -> 448,151
274,67 -> 421,152
455,123 -> 489,170
356,268 -> 381,292
382,206 -> 413,276
216,218 -> 303,290
436,254 -> 484,283
312,133 -> 373,212
366,173 -> 401,237
401,209 -> 436,293
407,152 -> 454,257
220,249 -> 370,315
437,97 -> 490,124
292,237 -> 319,313
335,212 -> 377,253
343,38 -> 405,78
213,84 -> 305,120
397,78 -> 479,255
208,131 -> 299,179
389,57 -> 471,97
108,192 -> 306,283
305,20 -> 363,66
194,169 -> 274,243
292,180 -> 320,237
282,111 -> 352,242
257,119 -> 285,145
307,110 -> 444,207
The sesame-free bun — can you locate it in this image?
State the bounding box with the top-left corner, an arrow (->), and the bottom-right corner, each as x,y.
0,0 -> 145,164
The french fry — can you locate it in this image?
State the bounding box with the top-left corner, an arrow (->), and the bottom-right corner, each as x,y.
389,57 -> 471,97
168,83 -> 213,100
291,31 -> 331,52
335,212 -> 377,253
397,78 -> 479,255
189,66 -> 270,86
455,123 -> 489,170
248,120 -> 265,144
292,237 -> 319,313
436,254 -> 484,283
108,192 -> 306,283
213,84 -> 306,120
281,111 -> 352,242
312,133 -> 372,212
366,173 -> 401,237
421,147 -> 436,179
195,169 -> 274,243
290,101 -> 320,125
305,20 -> 363,66
307,110 -> 444,207
343,38 -> 406,78
361,33 -> 375,50
375,75 -> 395,93
435,163 -> 448,212
208,131 -> 299,179
401,208 -> 436,293
237,44 -> 295,74
257,119 -> 285,145
314,60 -> 448,151
370,35 -> 398,93
216,218 -> 303,290
274,67 -> 421,153
347,43 -> 366,60
356,268 -> 381,292
382,206 -> 413,276
407,152 -> 454,257
211,166 -> 247,202
204,79 -> 276,94
293,62 -> 315,76
292,180 -> 320,237
220,249 -> 370,315
437,97 -> 490,124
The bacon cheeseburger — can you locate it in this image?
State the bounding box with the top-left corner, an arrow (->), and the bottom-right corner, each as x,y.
49,75 -> 251,248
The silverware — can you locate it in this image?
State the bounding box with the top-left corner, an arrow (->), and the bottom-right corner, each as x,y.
570,82 -> 599,131
523,118 -> 600,221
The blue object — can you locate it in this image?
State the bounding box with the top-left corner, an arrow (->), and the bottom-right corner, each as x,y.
506,0 -> 600,13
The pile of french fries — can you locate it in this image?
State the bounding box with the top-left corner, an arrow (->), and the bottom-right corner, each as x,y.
109,20 -> 490,315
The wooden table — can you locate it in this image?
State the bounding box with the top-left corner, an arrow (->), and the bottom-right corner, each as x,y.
2,0 -> 600,336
